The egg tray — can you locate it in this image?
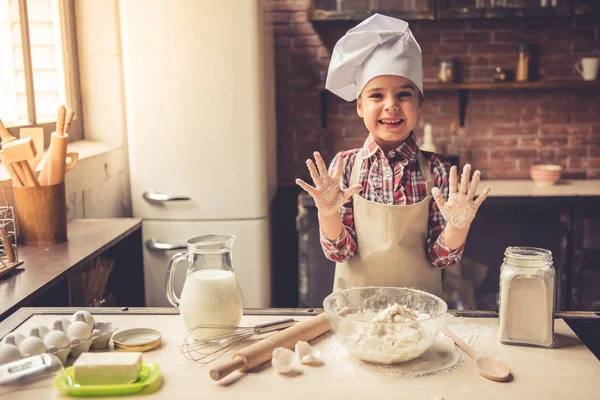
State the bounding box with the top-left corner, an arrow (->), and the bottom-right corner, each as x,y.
0,310 -> 118,366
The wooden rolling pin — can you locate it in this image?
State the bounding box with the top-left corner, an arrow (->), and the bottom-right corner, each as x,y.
209,312 -> 330,381
44,132 -> 68,185
39,106 -> 73,185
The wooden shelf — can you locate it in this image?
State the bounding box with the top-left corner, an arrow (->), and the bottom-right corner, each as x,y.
316,80 -> 599,92
310,10 -> 434,21
316,79 -> 599,128
308,2 -> 593,22
425,80 -> 600,91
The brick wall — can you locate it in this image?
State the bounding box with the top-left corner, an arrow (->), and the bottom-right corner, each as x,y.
270,0 -> 600,183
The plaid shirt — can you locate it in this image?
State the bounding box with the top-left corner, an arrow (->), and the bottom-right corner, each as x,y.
320,132 -> 464,268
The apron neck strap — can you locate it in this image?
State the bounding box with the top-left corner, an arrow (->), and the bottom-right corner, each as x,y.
350,149 -> 434,195
417,151 -> 434,196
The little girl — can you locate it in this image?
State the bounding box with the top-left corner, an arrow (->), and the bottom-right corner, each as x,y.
296,14 -> 491,297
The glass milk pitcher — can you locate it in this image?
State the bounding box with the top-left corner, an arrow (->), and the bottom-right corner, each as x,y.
166,234 -> 244,340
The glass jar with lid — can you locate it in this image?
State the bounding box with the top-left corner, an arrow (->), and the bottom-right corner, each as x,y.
498,246 -> 555,347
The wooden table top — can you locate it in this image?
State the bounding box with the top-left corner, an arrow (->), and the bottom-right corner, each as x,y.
1,308 -> 599,400
0,218 -> 142,321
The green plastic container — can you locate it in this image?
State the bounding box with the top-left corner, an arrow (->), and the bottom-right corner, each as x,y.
53,363 -> 161,397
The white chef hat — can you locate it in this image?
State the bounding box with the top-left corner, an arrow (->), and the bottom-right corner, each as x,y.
325,14 -> 423,102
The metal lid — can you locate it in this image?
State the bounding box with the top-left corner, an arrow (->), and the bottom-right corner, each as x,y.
112,328 -> 162,352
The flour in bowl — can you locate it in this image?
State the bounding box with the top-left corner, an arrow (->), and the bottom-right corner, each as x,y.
338,303 -> 435,364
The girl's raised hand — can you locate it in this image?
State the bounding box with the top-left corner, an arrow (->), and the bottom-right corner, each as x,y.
432,164 -> 491,229
295,152 -> 362,216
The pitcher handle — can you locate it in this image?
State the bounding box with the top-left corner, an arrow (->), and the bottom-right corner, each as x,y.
166,251 -> 187,307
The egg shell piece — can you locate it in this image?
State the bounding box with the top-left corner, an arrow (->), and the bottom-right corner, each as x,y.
72,311 -> 95,330
294,341 -> 322,364
0,344 -> 22,365
51,317 -> 72,332
19,336 -> 46,357
44,330 -> 71,350
67,321 -> 92,341
271,347 -> 297,374
29,325 -> 50,340
2,332 -> 25,347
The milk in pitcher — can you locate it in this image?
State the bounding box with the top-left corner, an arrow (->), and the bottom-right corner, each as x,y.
178,269 -> 244,340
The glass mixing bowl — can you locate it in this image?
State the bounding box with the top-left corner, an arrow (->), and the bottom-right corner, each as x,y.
323,287 -> 449,364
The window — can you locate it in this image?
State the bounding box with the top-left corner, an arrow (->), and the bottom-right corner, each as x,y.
0,0 -> 81,146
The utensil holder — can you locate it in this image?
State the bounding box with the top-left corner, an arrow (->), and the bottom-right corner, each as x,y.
13,182 -> 67,245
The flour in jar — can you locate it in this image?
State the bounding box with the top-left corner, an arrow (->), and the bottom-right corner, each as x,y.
338,303 -> 434,364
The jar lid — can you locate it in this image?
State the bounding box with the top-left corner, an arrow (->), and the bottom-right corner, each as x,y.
112,328 -> 162,352
504,246 -> 553,267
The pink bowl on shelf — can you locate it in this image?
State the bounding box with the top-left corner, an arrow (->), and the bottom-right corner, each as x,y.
530,164 -> 562,185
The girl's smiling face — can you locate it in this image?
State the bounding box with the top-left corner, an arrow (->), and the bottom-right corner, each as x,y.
357,75 -> 421,153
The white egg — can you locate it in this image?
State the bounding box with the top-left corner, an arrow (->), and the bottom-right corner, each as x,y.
271,347 -> 297,374
51,317 -> 72,332
29,325 -> 50,340
0,344 -> 22,364
44,330 -> 71,350
294,341 -> 322,364
19,336 -> 46,357
2,332 -> 25,348
72,311 -> 95,330
67,321 -> 92,341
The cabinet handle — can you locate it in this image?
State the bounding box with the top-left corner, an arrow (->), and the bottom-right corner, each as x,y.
145,239 -> 186,252
142,190 -> 191,204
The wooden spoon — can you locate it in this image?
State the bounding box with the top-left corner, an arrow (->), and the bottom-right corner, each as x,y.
442,327 -> 512,382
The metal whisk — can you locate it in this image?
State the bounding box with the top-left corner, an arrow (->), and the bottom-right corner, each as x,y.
179,318 -> 297,364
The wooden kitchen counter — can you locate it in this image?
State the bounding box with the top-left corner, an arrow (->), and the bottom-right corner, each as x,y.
1,308 -> 599,400
0,218 -> 143,321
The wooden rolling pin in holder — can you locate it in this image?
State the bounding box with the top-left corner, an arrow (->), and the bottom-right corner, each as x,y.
39,105 -> 75,186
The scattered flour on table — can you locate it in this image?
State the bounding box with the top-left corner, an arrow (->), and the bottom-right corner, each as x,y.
444,315 -> 508,362
318,332 -> 462,378
318,312 -> 505,379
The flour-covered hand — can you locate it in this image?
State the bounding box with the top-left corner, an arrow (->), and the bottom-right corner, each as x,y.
296,152 -> 362,216
431,164 -> 491,229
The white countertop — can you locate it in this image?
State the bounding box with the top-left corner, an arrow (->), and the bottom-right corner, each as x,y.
2,312 -> 599,400
477,179 -> 600,197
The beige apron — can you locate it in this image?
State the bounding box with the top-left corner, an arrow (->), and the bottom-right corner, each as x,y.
333,151 -> 443,297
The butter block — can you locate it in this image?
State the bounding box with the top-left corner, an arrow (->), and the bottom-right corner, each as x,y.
73,352 -> 142,385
